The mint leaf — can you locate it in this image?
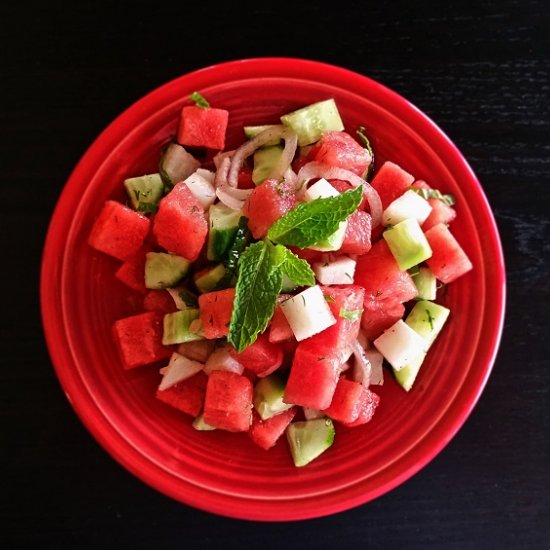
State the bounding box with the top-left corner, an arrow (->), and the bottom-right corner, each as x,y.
278,246 -> 315,287
189,91 -> 210,109
227,240 -> 283,353
339,308 -> 363,322
267,186 -> 363,248
411,186 -> 456,207
356,126 -> 374,180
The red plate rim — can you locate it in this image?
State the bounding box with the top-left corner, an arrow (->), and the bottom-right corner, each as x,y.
40,57 -> 506,521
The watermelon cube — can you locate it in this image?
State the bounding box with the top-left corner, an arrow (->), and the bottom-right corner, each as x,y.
88,200 -> 150,261
371,161 -> 415,209
269,295 -> 295,343
283,345 -> 342,410
344,388 -> 380,427
237,166 -> 256,190
152,182 -> 208,261
308,131 -> 372,176
300,285 -> 365,359
115,245 -> 152,294
113,312 -> 172,369
143,290 -> 178,314
361,298 -> 405,340
354,240 -> 418,303
198,288 -> 235,339
249,408 -> 297,450
203,371 -> 253,432
155,371 -> 208,417
177,105 -> 229,150
339,210 -> 372,255
322,378 -> 364,424
422,198 -> 457,231
230,332 -> 283,377
243,179 -> 297,239
425,223 -> 473,283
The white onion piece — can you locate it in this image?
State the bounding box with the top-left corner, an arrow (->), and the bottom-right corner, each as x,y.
296,161 -> 383,227
227,125 -> 298,188
351,339 -> 372,386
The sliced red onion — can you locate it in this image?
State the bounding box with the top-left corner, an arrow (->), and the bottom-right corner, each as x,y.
215,185 -> 252,210
214,155 -> 231,188
227,125 -> 298,188
296,161 -> 383,227
365,348 -> 384,385
213,150 -> 234,170
351,339 -> 372,386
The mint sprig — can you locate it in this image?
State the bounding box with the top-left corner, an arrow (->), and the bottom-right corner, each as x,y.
411,186 -> 456,207
189,91 -> 210,109
227,240 -> 315,352
267,186 -> 363,248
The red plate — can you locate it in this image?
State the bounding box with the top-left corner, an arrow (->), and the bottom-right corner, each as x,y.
40,58 -> 505,521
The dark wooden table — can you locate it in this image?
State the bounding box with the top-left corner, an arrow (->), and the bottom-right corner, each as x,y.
2,1 -> 549,547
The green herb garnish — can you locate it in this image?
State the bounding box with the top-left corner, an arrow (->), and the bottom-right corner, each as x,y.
339,308 -> 363,322
189,91 -> 210,109
426,309 -> 435,331
411,186 -> 456,207
356,126 -> 374,180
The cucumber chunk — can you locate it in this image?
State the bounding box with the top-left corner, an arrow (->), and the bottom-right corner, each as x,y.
281,99 -> 344,146
252,145 -> 284,185
411,267 -> 437,301
244,125 -> 282,146
308,221 -> 348,251
254,375 -> 293,420
194,264 -> 228,293
145,252 -> 190,289
207,203 -> 243,261
162,309 -> 203,345
286,418 -> 335,467
383,218 -> 432,270
124,173 -> 164,212
393,352 -> 427,392
192,413 -> 216,431
382,189 -> 432,227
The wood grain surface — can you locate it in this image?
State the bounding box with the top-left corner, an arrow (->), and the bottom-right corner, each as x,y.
1,1 -> 548,548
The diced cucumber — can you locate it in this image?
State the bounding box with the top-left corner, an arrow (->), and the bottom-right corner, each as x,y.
382,189 -> 432,227
252,145 -> 284,185
308,221 -> 348,251
286,418 -> 335,467
411,267 -> 437,301
184,171 -> 216,209
192,412 -> 216,431
373,319 -> 427,371
406,300 -> 450,347
158,352 -> 204,391
281,274 -> 297,292
253,375 -> 293,420
279,285 -> 336,341
244,125 -> 282,146
194,264 -> 228,293
312,255 -> 356,285
167,287 -> 198,310
162,309 -> 204,345
207,203 -> 242,261
124,173 -> 164,212
281,99 -> 344,146
159,143 -> 200,190
145,252 -> 190,289
303,178 -> 340,202
393,352 -> 427,392
383,218 -> 432,270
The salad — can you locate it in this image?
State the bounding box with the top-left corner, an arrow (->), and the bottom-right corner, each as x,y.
88,93 -> 472,467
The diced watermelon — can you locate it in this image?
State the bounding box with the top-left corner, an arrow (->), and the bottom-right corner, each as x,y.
143,290 -> 179,314
152,182 -> 208,261
354,240 -> 418,302
113,312 -> 172,369
177,105 -> 229,150
88,200 -> 150,261
237,166 -> 255,189
198,288 -> 235,339
308,131 -> 372,176
283,345 -> 341,410
203,371 -> 253,432
322,378 -> 363,424
343,388 -> 380,427
425,223 -> 473,283
155,371 -> 208,417
269,294 -> 295,343
339,210 -> 372,255
115,245 -> 152,294
360,298 -> 405,340
287,246 -> 325,265
243,179 -> 297,239
300,285 -> 365,358
249,408 -> 297,450
370,161 -> 415,209
329,179 -> 369,210
422,198 -> 457,231
230,332 -> 283,377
